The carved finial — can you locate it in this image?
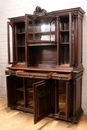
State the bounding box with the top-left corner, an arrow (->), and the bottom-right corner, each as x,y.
33,6 -> 47,16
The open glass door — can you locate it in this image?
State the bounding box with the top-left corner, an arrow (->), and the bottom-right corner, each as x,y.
7,22 -> 14,64
33,79 -> 53,124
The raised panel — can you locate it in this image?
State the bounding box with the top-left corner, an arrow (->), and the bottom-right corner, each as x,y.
33,80 -> 53,124
6,76 -> 15,106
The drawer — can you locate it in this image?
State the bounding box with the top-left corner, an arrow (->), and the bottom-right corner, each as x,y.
16,70 -> 53,79
5,69 -> 16,76
52,72 -> 72,80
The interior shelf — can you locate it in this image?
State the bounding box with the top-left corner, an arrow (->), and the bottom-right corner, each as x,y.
28,43 -> 57,46
17,87 -> 24,91
28,98 -> 33,107
17,32 -> 25,34
28,40 -> 56,43
28,31 -> 55,34
17,100 -> 24,105
17,45 -> 25,47
27,88 -> 33,93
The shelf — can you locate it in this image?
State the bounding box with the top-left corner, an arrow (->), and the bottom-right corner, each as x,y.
17,32 -> 25,34
59,102 -> 66,114
60,30 -> 69,32
28,31 -> 55,35
17,100 -> 24,105
17,45 -> 25,47
60,42 -> 69,44
28,40 -> 56,46
60,64 -> 69,67
27,88 -> 33,93
17,87 -> 24,91
28,98 -> 33,107
28,43 -> 57,46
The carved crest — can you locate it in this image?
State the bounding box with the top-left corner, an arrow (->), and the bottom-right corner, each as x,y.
33,6 -> 47,16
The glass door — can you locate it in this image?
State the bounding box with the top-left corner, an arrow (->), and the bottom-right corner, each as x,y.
7,21 -> 25,65
59,13 -> 74,67
7,22 -> 14,64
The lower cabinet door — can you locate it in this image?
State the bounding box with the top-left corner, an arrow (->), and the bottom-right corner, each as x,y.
6,76 -> 15,107
33,79 -> 53,124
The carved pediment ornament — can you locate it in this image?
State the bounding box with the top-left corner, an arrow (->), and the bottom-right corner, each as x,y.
33,6 -> 47,16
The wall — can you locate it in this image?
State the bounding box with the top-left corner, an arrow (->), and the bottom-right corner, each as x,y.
0,0 -> 87,114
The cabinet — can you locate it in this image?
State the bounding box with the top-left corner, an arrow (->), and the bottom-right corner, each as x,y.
5,6 -> 85,124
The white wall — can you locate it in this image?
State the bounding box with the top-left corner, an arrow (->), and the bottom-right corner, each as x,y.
0,0 -> 87,114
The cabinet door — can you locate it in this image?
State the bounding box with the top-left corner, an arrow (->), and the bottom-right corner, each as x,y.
8,21 -> 25,64
33,79 -> 53,124
59,13 -> 74,66
7,22 -> 14,64
6,76 -> 15,107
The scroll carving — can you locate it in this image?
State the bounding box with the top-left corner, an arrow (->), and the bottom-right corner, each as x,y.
39,89 -> 51,98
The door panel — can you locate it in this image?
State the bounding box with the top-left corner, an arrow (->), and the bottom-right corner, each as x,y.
33,79 -> 53,124
6,76 -> 15,107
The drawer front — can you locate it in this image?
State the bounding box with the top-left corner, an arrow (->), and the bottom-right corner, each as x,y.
5,69 -> 16,76
16,71 -> 53,79
52,72 -> 72,80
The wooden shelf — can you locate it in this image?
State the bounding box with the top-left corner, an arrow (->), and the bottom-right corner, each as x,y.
17,45 -> 25,47
60,30 -> 69,32
28,43 -> 57,46
28,98 -> 33,107
17,87 -> 24,91
28,40 -> 56,43
28,31 -> 55,34
60,42 -> 69,44
27,88 -> 33,93
17,100 -> 24,105
17,32 -> 25,34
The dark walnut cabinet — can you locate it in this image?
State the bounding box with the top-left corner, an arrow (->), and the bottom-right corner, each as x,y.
5,6 -> 85,124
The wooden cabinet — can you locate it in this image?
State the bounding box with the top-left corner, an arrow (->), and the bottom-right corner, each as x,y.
5,6 -> 85,124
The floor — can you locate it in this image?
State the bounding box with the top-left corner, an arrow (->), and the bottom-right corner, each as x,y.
0,98 -> 87,130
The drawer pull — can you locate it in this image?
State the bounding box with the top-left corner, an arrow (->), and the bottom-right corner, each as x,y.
9,72 -> 11,75
28,75 -> 34,78
58,76 -> 61,80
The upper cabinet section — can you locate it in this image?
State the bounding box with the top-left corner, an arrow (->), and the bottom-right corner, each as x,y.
7,7 -> 85,69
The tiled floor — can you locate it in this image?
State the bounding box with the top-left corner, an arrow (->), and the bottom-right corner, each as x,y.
0,98 -> 87,130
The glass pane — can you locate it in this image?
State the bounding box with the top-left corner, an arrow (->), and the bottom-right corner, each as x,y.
9,25 -> 13,63
41,23 -> 50,32
28,18 -> 55,41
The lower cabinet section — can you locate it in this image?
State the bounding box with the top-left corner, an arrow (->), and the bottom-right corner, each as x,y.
6,72 -> 83,124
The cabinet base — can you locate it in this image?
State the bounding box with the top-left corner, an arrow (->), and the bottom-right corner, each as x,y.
68,108 -> 83,123
49,108 -> 83,123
